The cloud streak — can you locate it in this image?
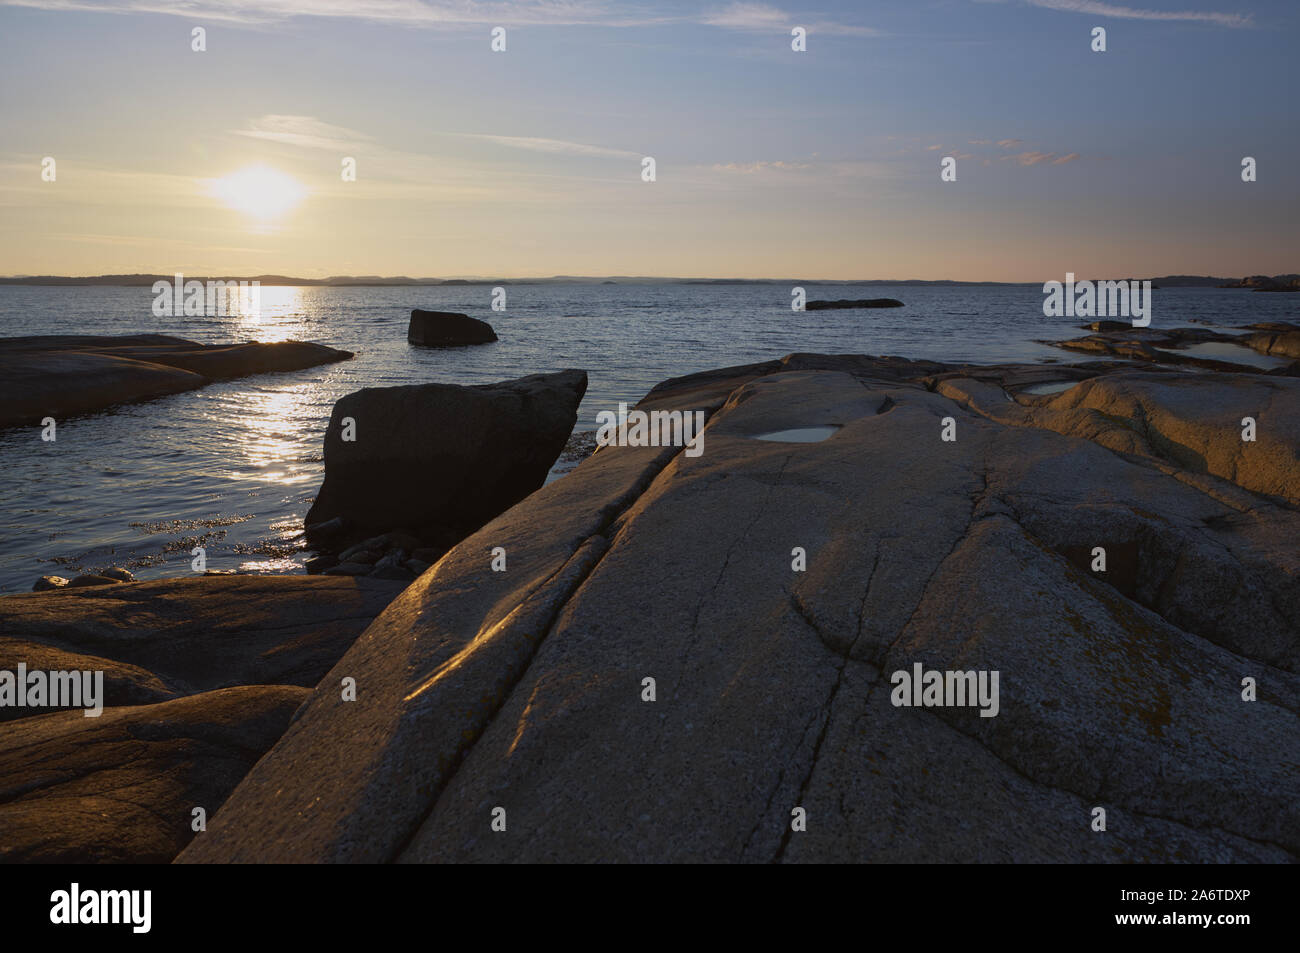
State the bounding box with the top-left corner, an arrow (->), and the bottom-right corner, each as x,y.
1,0 -> 883,33
448,133 -> 642,160
234,115 -> 371,152
998,0 -> 1251,28
701,2 -> 881,36
1001,150 -> 1082,165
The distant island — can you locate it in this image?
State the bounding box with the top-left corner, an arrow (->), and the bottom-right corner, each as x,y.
1216,275 -> 1300,291
0,273 -> 1295,287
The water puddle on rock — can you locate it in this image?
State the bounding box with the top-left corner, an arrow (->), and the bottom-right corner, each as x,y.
753,425 -> 841,443
1165,341 -> 1291,370
1021,380 -> 1081,396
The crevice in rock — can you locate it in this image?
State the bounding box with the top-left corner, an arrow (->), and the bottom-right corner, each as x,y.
388,403 -> 732,861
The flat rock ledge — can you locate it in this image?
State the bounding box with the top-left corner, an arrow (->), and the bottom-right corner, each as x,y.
0,334 -> 353,429
0,576 -> 404,862
1046,322 -> 1300,376
178,353 -> 1299,863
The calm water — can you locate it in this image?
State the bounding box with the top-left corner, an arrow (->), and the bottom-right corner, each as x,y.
0,282 -> 1293,593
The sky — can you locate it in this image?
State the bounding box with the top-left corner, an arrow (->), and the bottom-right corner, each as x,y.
0,0 -> 1296,281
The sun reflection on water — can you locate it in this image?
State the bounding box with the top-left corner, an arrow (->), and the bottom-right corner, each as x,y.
228,384 -> 318,482
229,286 -> 309,343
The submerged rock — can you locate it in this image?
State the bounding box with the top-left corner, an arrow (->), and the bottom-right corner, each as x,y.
304,369 -> 587,542
407,309 -> 498,347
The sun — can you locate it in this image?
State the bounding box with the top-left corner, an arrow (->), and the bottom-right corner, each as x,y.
210,165 -> 308,221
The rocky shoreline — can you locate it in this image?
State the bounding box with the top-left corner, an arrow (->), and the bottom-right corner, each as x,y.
0,333 -> 352,430
3,327 -> 1295,863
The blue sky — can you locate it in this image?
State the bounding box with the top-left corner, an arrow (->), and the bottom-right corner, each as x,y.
1,0 -> 1295,279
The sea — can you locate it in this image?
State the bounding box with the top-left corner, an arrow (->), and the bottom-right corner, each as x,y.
0,282 -> 1293,594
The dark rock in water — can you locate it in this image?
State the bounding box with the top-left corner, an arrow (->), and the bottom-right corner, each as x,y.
32,575 -> 68,591
67,574 -> 120,588
1081,320 -> 1132,332
407,309 -> 498,347
304,516 -> 347,545
805,298 -> 904,310
404,558 -> 432,576
304,554 -> 337,574
304,369 -> 587,541
0,334 -> 352,430
101,567 -> 134,582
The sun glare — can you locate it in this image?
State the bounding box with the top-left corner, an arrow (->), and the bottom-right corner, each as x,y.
210,165 -> 307,221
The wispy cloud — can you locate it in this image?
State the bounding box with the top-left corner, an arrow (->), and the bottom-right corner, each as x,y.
711,160 -> 812,173
1,0 -> 882,32
1001,150 -> 1082,165
447,133 -> 642,160
997,138 -> 1023,148
0,0 -> 623,27
985,0 -> 1252,28
235,115 -> 371,152
701,2 -> 881,36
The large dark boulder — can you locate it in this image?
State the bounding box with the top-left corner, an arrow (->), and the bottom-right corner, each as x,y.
304,370 -> 587,541
407,309 -> 498,347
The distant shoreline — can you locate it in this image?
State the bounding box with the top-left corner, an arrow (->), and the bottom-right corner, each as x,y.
0,274 -> 1272,288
